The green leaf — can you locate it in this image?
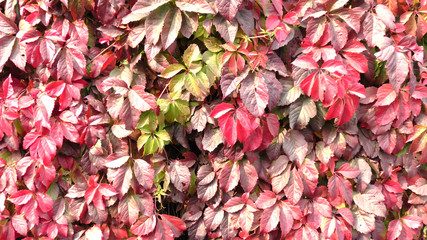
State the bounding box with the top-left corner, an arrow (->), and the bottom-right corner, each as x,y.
157,99 -> 171,113
203,51 -> 222,77
168,100 -> 190,124
137,111 -> 159,132
183,44 -> 201,68
188,170 -> 197,196
46,181 -> 59,201
143,136 -> 160,155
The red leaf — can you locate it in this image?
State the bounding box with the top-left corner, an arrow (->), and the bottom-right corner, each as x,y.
213,15 -> 238,43
220,67 -> 249,98
376,99 -> 399,126
211,103 -> 256,146
292,55 -> 319,70
105,152 -> 130,168
353,185 -> 386,217
306,17 -> 327,44
210,103 -> 234,118
36,192 -> 53,212
197,179 -> 218,202
204,206 -> 224,230
375,4 -> 396,30
342,52 -> 368,73
242,126 -> 262,152
402,215 -> 423,229
160,214 -> 186,238
23,132 -> 41,150
353,208 -> 375,234
328,174 -> 353,205
45,81 -> 66,97
376,48 -> 409,92
378,130 -> 397,154
256,191 -> 277,209
321,60 -> 347,75
362,12 -> 386,48
279,201 -> 302,237
56,49 -> 74,82
0,36 -> 15,69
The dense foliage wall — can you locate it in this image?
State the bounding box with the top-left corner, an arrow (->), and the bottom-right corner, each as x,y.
0,0 -> 427,239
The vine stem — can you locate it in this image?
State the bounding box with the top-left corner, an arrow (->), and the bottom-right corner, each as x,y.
248,33 -> 270,39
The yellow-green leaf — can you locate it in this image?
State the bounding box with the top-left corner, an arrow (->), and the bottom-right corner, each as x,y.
137,134 -> 150,150
169,73 -> 186,94
183,44 -> 201,68
160,64 -> 186,78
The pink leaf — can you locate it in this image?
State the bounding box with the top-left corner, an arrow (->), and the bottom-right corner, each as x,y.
128,86 -> 157,112
9,190 -> 33,205
260,204 -> 280,233
337,163 -> 360,179
130,215 -> 157,236
239,159 -> 258,192
217,0 -> 243,21
240,72 -> 269,117
219,161 -> 240,192
134,159 -> 155,190
12,215 -> 28,236
375,84 -> 397,106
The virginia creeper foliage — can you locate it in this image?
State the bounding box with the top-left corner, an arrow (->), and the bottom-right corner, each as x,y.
0,0 -> 427,239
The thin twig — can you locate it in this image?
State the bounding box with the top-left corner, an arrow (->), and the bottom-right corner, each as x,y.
158,82 -> 170,99
87,40 -> 118,65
